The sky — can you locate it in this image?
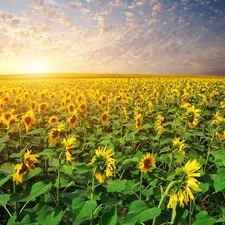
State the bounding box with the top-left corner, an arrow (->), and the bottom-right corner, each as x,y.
0,0 -> 225,75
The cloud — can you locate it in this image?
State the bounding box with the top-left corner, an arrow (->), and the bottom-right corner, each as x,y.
152,2 -> 165,12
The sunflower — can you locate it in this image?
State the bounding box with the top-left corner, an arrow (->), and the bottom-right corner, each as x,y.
62,136 -> 76,168
167,159 -> 201,208
139,153 -> 154,173
101,111 -> 109,125
29,101 -> 37,111
67,103 -> 75,114
22,110 -> 35,132
38,102 -> 48,113
3,95 -> 10,104
1,111 -> 13,123
12,149 -> 39,185
88,146 -> 115,183
7,114 -> 19,132
185,106 -> 201,128
68,113 -> 78,128
135,113 -> 142,130
48,115 -> 59,125
172,138 -> 186,156
215,119 -> 225,140
48,123 -> 64,146
14,97 -> 22,105
79,102 -> 87,113
155,114 -> 164,134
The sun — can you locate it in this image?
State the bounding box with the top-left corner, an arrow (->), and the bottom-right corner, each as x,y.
25,61 -> 47,74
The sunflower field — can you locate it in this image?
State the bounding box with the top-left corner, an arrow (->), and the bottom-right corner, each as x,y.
0,77 -> 225,225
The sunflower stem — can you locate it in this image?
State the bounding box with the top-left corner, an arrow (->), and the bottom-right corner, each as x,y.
139,171 -> 143,200
13,181 -> 19,220
204,132 -> 214,172
56,152 -> 63,205
90,168 -> 96,225
152,181 -> 177,225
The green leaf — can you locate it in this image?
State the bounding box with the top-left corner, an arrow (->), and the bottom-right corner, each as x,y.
26,167 -> 43,180
125,200 -> 161,225
211,150 -> 225,167
0,143 -> 6,152
19,181 -> 52,202
213,168 -> 225,193
193,211 -> 216,225
0,135 -> 9,143
101,206 -> 117,225
72,198 -> 97,224
25,128 -> 46,135
106,179 -> 127,193
0,194 -> 10,207
0,175 -> 11,188
38,206 -> 64,225
59,164 -> 73,175
7,215 -> 17,225
216,216 -> 225,223
38,149 -> 57,157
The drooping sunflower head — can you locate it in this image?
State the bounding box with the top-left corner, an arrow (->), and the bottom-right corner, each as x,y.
24,149 -> 39,171
185,106 -> 201,128
62,136 -> 76,168
139,153 -> 154,173
172,137 -> 186,156
88,146 -> 116,183
167,159 -> 201,208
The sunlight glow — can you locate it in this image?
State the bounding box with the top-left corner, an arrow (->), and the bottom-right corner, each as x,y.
25,61 -> 48,74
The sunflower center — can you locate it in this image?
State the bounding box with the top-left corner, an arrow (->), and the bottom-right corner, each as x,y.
143,158 -> 151,168
25,116 -> 31,125
71,115 -> 76,123
102,113 -> 107,121
52,130 -> 59,139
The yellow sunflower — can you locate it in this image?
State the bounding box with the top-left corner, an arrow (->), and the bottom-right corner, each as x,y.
155,114 -> 164,134
101,111 -> 109,125
135,113 -> 142,131
167,159 -> 201,208
38,102 -> 48,113
67,103 -> 75,114
79,102 -> 87,113
62,136 -> 76,168
48,123 -> 64,146
12,149 -> 39,184
68,113 -> 77,128
185,106 -> 201,128
88,146 -> 116,183
22,110 -> 35,132
172,137 -> 186,156
48,115 -> 59,125
139,153 -> 154,173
